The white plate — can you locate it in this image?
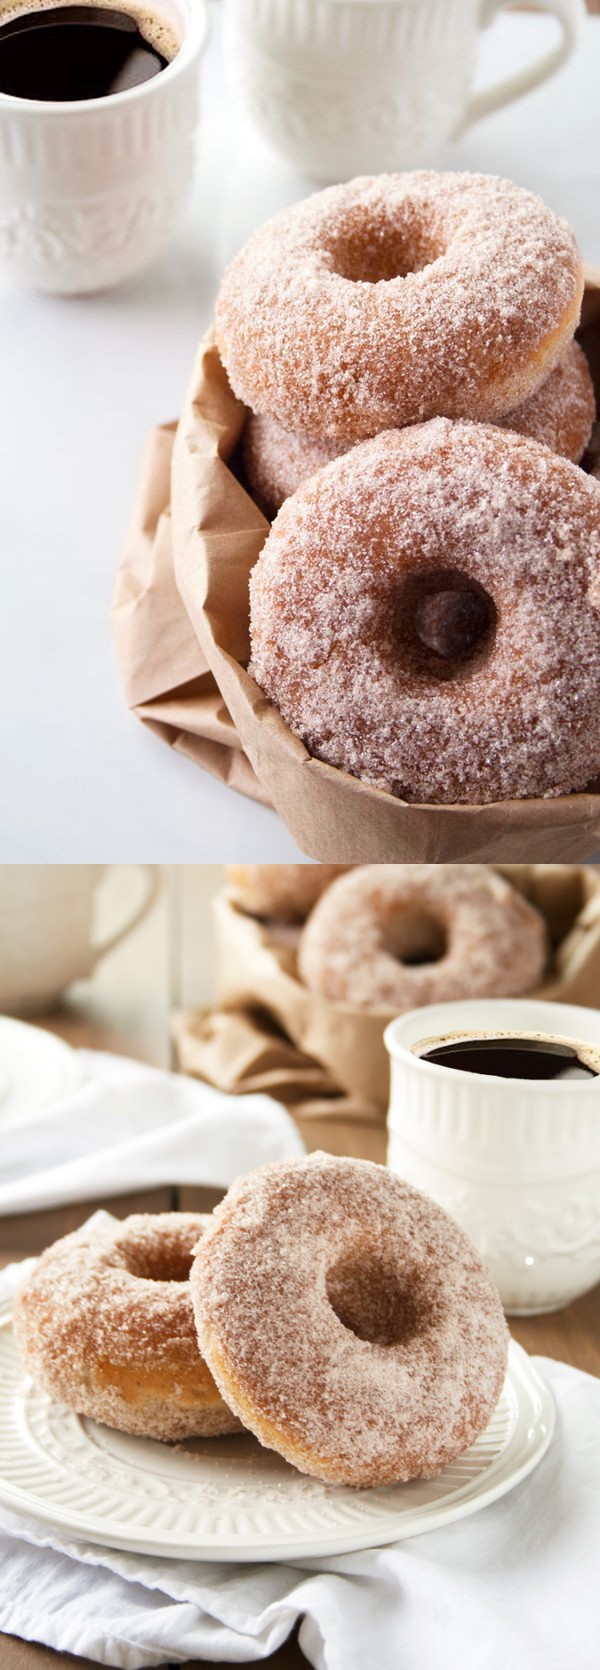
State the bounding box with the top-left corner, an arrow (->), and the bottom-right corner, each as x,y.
0,1307 -> 553,1562
0,1016 -> 81,1127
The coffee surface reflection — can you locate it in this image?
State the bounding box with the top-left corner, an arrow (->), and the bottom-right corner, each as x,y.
420,1035 -> 598,1082
0,5 -> 170,101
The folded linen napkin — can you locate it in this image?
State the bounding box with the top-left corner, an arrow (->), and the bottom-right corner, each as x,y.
0,1049 -> 304,1214
0,1261 -> 599,1670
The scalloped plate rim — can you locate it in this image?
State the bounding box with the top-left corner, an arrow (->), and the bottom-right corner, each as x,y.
0,1303 -> 554,1561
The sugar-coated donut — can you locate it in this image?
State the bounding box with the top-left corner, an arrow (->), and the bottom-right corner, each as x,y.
243,342 -> 595,519
226,864 -> 350,921
242,414 -> 339,520
14,1214 -> 240,1441
298,865 -> 548,1010
216,172 -> 583,445
191,1153 -> 509,1487
249,419 -> 600,805
496,339 -> 594,462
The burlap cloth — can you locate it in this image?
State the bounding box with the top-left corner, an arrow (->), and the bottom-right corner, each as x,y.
112,275 -> 600,862
172,864 -> 600,1164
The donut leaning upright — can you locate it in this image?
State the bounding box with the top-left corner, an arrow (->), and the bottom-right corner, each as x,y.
249,420 -> 600,804
190,1153 -> 509,1488
297,865 -> 548,1009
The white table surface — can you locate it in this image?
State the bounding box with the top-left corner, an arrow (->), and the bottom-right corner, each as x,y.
1,7 -> 599,862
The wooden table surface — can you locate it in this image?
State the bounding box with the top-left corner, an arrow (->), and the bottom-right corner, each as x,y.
2,887 -> 599,1669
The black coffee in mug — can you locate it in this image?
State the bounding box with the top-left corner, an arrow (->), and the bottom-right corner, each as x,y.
419,1032 -> 599,1082
0,4 -> 173,101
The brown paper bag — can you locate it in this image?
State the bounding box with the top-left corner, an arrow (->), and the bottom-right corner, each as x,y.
173,870 -> 600,1124
112,422 -> 267,802
114,273 -> 600,860
172,1004 -> 387,1161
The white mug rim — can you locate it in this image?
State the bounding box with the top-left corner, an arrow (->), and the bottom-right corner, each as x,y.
0,0 -> 207,115
384,998 -> 600,1093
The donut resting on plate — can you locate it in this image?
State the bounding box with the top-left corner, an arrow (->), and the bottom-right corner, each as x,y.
190,1154 -> 509,1487
14,1214 -> 240,1441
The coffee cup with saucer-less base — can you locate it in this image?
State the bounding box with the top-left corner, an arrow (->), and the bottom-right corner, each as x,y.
385,998 -> 600,1315
0,0 -> 207,292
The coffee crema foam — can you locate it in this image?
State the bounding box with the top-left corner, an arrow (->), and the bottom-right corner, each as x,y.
0,0 -> 181,66
412,1029 -> 600,1080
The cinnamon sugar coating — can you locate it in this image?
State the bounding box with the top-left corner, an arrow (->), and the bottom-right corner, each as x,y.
249,419 -> 600,805
243,414 -> 340,520
497,339 -> 595,462
13,1214 -> 241,1441
297,865 -> 548,1010
191,1154 -> 509,1488
216,172 -> 583,444
226,864 -> 350,921
243,342 -> 595,518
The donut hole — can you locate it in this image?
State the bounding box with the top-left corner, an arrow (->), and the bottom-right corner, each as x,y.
384,910 -> 447,968
394,569 -> 497,681
120,1240 -> 194,1284
326,213 -> 442,284
327,1253 -> 429,1347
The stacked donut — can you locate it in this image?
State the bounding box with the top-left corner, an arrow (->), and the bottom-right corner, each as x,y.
214,172 -> 600,805
242,338 -> 595,520
13,1155 -> 509,1487
225,862 -> 350,922
228,861 -> 549,1011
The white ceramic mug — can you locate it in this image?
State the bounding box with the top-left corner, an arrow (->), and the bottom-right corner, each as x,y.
385,998 -> 600,1316
224,0 -> 585,182
0,0 -> 207,292
0,863 -> 159,1011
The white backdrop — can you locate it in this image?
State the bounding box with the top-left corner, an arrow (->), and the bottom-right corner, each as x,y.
1,8 -> 600,859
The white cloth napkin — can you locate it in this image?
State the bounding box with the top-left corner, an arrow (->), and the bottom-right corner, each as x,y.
0,1255 -> 599,1670
0,1050 -> 305,1214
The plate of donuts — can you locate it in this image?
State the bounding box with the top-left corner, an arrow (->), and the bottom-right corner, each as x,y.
0,1017 -> 81,1129
0,1306 -> 553,1560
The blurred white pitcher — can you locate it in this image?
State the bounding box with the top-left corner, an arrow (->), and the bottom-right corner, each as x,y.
224,0 -> 585,181
0,865 -> 158,1012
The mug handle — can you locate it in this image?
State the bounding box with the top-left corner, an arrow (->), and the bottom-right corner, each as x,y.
460,0 -> 585,132
93,865 -> 161,960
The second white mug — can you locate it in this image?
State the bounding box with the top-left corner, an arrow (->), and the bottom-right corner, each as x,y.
224,0 -> 585,182
0,864 -> 159,1011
